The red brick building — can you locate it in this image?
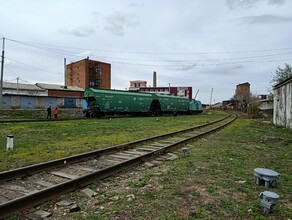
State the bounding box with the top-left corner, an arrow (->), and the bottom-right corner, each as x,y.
235,82 -> 250,100
66,58 -> 111,90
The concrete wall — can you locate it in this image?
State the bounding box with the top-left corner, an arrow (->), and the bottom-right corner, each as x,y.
2,95 -> 83,109
273,79 -> 292,129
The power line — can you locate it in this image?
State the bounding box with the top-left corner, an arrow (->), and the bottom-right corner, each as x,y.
6,37 -> 292,55
2,37 -> 291,70
6,39 -> 292,63
2,52 -> 292,69
5,57 -> 63,75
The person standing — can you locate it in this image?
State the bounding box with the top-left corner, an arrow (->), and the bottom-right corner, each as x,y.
53,107 -> 59,119
47,106 -> 52,119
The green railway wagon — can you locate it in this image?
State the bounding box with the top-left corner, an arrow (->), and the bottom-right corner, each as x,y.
189,100 -> 203,114
152,94 -> 190,114
84,88 -> 154,116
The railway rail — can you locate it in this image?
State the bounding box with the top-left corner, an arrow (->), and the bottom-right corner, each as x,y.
0,113 -> 237,219
0,114 -> 174,123
0,117 -> 86,123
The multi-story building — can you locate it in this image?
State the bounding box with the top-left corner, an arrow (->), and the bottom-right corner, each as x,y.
66,58 -> 111,90
140,86 -> 193,100
129,80 -> 147,91
129,72 -> 193,100
235,82 -> 250,100
129,82 -> 193,100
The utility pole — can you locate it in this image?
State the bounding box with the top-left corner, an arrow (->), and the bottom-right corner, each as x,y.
209,88 -> 213,109
16,77 -> 19,94
168,83 -> 171,95
0,37 -> 5,110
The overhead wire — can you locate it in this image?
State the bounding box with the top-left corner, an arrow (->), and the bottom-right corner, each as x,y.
5,57 -> 63,75
4,39 -> 292,67
6,38 -> 292,55
2,36 -> 292,87
6,39 -> 292,63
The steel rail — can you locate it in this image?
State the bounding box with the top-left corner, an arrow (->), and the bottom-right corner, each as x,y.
0,117 -> 88,123
0,114 -> 237,219
0,113 -> 190,123
0,114 -> 231,182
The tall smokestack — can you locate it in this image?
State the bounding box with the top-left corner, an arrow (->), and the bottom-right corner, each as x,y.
153,71 -> 157,88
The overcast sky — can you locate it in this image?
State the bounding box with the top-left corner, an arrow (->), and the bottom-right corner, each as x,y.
1,0 -> 292,103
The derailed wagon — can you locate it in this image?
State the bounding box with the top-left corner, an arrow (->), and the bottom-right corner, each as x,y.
84,88 -> 202,117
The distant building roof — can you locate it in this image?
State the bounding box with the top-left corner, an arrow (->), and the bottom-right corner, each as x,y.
237,82 -> 250,86
68,58 -> 111,66
36,83 -> 84,91
130,80 -> 147,83
3,82 -> 45,91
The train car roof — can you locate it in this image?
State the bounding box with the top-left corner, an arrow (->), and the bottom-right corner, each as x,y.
84,88 -> 154,97
152,93 -> 189,100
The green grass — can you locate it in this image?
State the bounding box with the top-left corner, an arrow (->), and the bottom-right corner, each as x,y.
0,110 -> 226,171
2,111 -> 291,219
87,116 -> 291,219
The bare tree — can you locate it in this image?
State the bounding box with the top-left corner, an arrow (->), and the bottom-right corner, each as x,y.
271,63 -> 292,85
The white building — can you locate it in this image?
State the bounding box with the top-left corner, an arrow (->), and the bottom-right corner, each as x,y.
273,77 -> 292,129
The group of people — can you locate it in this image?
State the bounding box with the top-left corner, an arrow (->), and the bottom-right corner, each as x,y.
46,106 -> 59,119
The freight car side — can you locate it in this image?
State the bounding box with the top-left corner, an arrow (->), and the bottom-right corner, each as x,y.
84,88 -> 203,117
189,100 -> 203,113
84,88 -> 155,117
153,94 -> 190,114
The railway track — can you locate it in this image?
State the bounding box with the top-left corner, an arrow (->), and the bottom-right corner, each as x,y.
0,117 -> 87,123
0,114 -> 173,123
0,113 -> 237,219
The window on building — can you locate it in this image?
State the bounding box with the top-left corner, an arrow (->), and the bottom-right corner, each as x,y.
95,79 -> 102,87
96,67 -> 102,75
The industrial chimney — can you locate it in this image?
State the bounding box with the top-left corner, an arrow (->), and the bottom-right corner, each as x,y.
153,71 -> 157,88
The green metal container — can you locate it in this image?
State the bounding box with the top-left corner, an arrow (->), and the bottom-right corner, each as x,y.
189,100 -> 203,113
152,94 -> 189,113
84,88 -> 154,114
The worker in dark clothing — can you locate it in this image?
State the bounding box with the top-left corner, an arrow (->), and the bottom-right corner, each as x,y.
173,108 -> 178,118
47,106 -> 52,119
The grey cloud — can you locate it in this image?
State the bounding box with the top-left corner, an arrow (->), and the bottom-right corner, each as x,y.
226,0 -> 286,9
59,27 -> 95,37
226,0 -> 261,9
128,3 -> 140,7
176,64 -> 197,71
233,65 -> 244,69
104,12 -> 139,36
241,14 -> 292,24
268,0 -> 286,5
